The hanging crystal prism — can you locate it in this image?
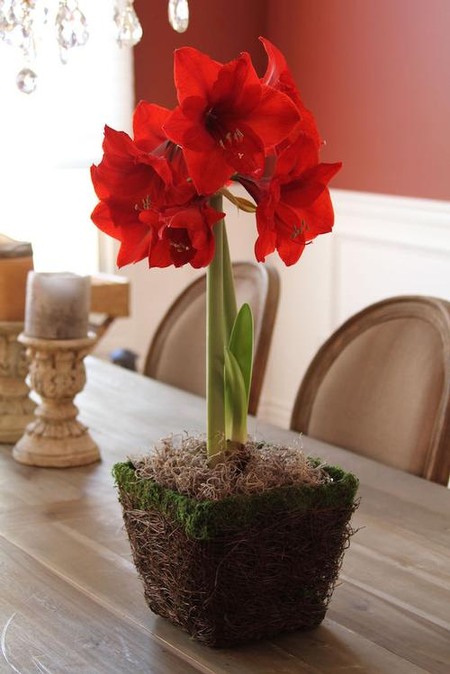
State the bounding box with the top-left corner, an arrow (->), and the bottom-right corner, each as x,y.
0,0 -> 40,92
0,0 -> 152,93
16,66 -> 37,94
1,0 -> 34,51
114,0 -> 143,48
168,0 -> 189,33
56,0 -> 89,63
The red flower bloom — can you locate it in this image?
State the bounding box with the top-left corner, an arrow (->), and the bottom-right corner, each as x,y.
137,200 -> 223,268
90,124 -> 171,202
260,37 -> 321,149
239,136 -> 341,266
163,47 -> 300,195
91,107 -> 224,269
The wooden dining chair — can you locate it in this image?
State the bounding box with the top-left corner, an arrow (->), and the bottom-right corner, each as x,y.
143,262 -> 280,415
290,296 -> 450,485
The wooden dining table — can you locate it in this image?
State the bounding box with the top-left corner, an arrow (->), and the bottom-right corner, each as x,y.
1,357 -> 449,673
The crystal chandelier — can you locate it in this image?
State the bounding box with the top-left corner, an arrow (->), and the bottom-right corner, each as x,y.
0,0 -> 190,94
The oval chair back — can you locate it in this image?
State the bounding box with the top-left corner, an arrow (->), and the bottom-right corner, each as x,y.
290,296 -> 450,485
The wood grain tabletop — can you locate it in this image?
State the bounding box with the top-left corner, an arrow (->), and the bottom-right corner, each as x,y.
1,357 -> 449,673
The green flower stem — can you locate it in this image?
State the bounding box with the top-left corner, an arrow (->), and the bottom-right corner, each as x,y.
207,216 -> 225,463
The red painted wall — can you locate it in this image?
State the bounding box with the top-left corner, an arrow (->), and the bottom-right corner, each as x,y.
265,0 -> 450,200
134,0 -> 450,201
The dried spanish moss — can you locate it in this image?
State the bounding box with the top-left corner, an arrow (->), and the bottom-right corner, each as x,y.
132,435 -> 330,501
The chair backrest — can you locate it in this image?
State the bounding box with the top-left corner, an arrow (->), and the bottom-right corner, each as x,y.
144,262 -> 280,416
290,296 -> 450,485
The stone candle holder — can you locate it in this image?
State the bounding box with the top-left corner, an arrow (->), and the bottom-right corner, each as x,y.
13,333 -> 100,468
0,321 -> 36,443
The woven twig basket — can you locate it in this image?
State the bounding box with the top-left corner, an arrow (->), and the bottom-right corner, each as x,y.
114,461 -> 359,648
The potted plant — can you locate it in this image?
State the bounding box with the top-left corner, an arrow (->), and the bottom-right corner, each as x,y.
90,38 -> 358,648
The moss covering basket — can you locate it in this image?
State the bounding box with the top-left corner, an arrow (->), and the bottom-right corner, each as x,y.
114,459 -> 358,648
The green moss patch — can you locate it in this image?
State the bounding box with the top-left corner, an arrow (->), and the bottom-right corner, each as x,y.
113,460 -> 359,541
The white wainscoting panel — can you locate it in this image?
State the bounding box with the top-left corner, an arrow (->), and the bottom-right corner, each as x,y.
331,190 -> 450,327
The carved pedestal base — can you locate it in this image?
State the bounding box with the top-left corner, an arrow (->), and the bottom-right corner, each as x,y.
13,334 -> 100,468
0,322 -> 36,443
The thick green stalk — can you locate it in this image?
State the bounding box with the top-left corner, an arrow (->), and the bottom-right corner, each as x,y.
207,195 -> 226,464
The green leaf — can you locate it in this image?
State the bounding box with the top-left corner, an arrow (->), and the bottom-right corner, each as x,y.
224,304 -> 254,445
228,303 -> 253,401
224,347 -> 248,445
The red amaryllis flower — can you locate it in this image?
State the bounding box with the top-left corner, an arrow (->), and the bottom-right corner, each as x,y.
239,136 -> 341,266
137,200 -> 223,268
91,113 -> 224,269
163,47 -> 300,195
92,194 -> 223,269
90,124 -> 171,202
260,37 -> 321,149
133,100 -> 202,207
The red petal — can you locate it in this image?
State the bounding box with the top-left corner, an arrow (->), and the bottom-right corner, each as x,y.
102,125 -> 137,159
182,146 -> 235,195
117,228 -> 153,267
148,237 -> 174,268
281,180 -> 326,209
244,85 -> 300,148
300,189 -> 336,240
90,202 -> 120,238
92,126 -> 172,200
276,236 -> 306,266
276,135 -> 320,177
260,37 -> 321,148
254,227 -> 276,263
190,236 -> 215,267
90,165 -> 110,201
254,204 -> 277,262
173,47 -> 222,106
221,121 -> 266,178
211,52 -> 261,116
282,162 -> 342,209
260,37 -> 288,88
164,105 -> 215,152
302,161 -> 343,187
133,101 -> 171,151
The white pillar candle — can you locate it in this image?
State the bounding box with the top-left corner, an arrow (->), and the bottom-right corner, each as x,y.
24,272 -> 91,340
